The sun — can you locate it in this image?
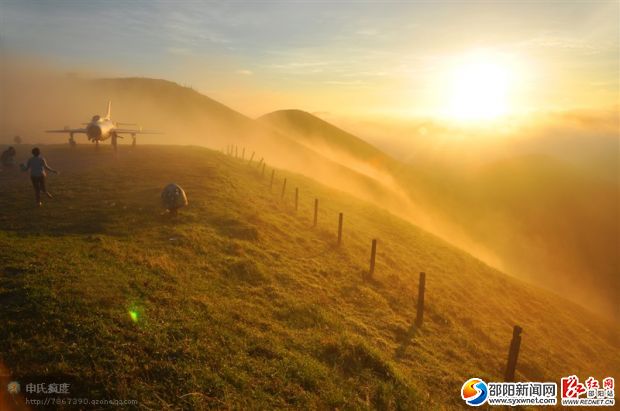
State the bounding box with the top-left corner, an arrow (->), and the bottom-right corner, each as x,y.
443,52 -> 513,121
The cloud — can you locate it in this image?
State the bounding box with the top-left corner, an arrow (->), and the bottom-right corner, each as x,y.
323,80 -> 367,86
520,33 -> 604,55
236,69 -> 253,75
167,47 -> 192,55
355,28 -> 379,36
264,61 -> 329,69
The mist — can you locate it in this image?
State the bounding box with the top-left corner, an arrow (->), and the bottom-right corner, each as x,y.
320,110 -> 620,320
1,56 -> 618,321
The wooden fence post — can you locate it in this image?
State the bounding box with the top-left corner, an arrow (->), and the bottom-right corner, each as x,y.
368,239 -> 377,278
261,162 -> 266,177
281,178 -> 287,199
241,147 -> 245,160
504,325 -> 522,382
337,212 -> 343,246
313,198 -> 319,227
295,188 -> 299,211
248,151 -> 255,164
270,169 -> 275,189
415,272 -> 426,327
257,157 -> 264,168
235,145 -> 238,158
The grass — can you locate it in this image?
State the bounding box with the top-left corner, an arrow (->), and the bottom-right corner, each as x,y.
0,145 -> 618,410
259,109 -> 619,320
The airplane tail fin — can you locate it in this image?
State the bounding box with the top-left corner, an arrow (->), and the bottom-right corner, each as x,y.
105,101 -> 111,120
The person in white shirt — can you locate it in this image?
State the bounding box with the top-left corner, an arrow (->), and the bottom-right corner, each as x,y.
21,147 -> 59,207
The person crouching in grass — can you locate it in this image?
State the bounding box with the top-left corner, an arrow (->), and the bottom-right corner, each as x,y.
21,147 -> 59,207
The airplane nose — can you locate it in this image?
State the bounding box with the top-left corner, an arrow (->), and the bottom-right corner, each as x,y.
86,124 -> 102,139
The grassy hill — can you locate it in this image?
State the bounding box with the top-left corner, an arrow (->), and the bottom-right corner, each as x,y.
258,110 -> 393,167
92,78 -> 255,140
1,145 -> 617,410
259,110 -> 620,320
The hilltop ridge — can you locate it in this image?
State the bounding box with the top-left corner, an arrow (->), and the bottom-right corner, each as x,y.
259,109 -> 392,167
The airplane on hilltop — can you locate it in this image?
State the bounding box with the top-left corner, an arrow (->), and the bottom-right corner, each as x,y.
46,101 -> 160,151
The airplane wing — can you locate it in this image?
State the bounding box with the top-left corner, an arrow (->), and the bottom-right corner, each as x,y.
114,129 -> 163,134
46,128 -> 88,134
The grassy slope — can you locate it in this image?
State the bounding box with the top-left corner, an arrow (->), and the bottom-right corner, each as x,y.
258,110 -> 392,166
0,145 -> 617,410
92,78 -> 255,137
259,110 -> 620,319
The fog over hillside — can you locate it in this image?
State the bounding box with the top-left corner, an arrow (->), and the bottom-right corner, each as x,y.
258,108 -> 619,320
1,58 -> 618,320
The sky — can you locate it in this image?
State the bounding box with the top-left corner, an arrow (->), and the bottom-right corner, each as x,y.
1,0 -> 618,119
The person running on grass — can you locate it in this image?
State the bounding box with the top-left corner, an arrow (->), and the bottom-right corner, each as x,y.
21,147 -> 59,207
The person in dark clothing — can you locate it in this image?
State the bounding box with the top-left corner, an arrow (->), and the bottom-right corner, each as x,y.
1,146 -> 16,169
21,147 -> 59,207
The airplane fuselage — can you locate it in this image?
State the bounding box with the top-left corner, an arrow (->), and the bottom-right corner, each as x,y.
86,115 -> 115,142
46,101 -> 156,151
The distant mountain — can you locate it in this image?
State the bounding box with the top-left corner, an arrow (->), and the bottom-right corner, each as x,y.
259,109 -> 392,167
93,78 -> 255,137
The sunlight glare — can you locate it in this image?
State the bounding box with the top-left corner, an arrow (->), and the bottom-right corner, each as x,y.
444,52 -> 513,121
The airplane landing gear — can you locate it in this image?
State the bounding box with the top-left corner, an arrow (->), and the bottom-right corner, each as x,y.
131,133 -> 136,148
69,133 -> 76,148
111,133 -> 118,153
